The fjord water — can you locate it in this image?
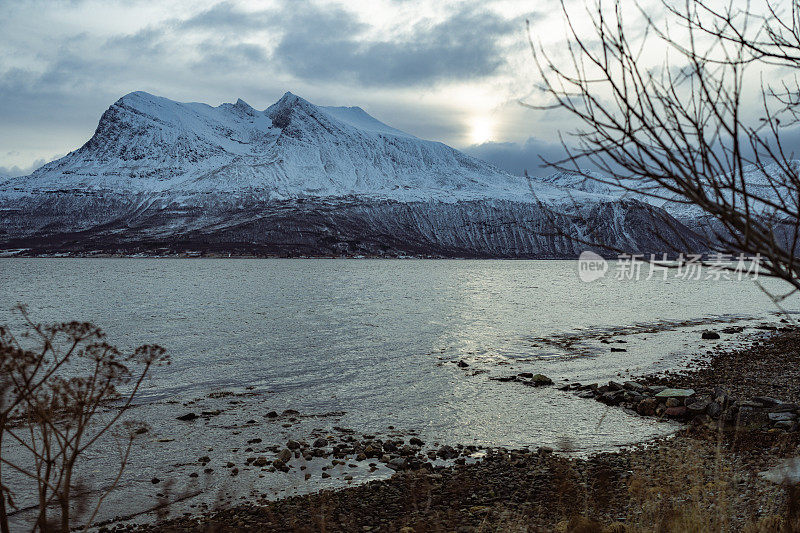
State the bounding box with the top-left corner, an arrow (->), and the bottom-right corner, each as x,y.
1,258 -> 795,449
4,258 -> 798,523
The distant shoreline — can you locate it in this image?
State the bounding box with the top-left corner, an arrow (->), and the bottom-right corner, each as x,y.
0,252 -> 585,260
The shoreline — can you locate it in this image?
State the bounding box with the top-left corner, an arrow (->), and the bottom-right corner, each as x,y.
104,326 -> 800,532
0,252 -> 589,260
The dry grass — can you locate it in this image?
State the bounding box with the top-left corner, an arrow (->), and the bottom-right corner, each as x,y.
453,425 -> 800,533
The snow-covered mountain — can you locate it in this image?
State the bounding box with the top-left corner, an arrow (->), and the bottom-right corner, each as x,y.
4,91 -> 565,202
0,91 -> 707,257
537,162 -> 800,223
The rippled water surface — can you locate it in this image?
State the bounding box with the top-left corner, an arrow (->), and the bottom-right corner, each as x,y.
1,258 -> 796,524
1,259 -> 796,437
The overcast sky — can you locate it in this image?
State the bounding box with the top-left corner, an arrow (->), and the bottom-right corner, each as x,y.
1,0 -> 795,178
0,0 -> 581,177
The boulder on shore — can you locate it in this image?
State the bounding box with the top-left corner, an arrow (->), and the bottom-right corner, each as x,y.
637,398 -> 658,416
664,406 -> 689,418
654,388 -> 695,400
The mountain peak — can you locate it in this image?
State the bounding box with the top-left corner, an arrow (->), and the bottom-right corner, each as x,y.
267,92 -> 318,129
117,91 -> 163,106
111,91 -> 186,121
121,90 -> 157,99
270,91 -> 316,112
229,98 -> 257,116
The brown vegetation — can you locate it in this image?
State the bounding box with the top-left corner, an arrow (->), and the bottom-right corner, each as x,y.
530,0 -> 800,298
0,305 -> 167,532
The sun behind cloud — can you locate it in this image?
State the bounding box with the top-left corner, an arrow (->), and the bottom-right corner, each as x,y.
469,116 -> 493,145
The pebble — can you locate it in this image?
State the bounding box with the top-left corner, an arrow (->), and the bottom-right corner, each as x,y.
768,412 -> 797,422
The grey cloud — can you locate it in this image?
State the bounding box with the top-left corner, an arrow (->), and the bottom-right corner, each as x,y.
105,26 -> 168,57
37,52 -> 107,91
3,31 -> 128,100
0,0 -> 539,170
273,3 -> 520,86
467,126 -> 800,179
0,64 -> 109,120
464,137 -> 571,177
768,126 -> 800,159
180,1 -> 273,31
193,41 -> 270,72
0,159 -> 49,178
77,1 -> 523,89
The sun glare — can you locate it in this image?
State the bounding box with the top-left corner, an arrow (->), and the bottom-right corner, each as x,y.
469,117 -> 493,145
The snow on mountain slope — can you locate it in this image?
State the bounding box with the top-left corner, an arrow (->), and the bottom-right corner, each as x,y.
533,163 -> 800,221
318,105 -> 414,138
739,161 -> 800,217
532,169 -> 691,218
536,169 -> 624,195
0,91 -> 587,204
0,91 -> 711,257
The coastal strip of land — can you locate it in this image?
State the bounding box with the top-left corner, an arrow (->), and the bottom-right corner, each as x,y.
107,328 -> 800,532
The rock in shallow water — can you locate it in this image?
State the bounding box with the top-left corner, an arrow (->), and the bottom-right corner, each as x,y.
599,391 -> 625,405
387,457 -> 406,471
530,374 -> 553,386
277,448 -> 292,463
623,381 -> 647,393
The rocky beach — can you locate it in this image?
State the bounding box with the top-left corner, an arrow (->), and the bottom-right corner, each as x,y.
93,325 -> 800,532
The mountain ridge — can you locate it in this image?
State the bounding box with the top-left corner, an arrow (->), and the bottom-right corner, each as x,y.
0,91 -> 709,257
3,90 -> 570,204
